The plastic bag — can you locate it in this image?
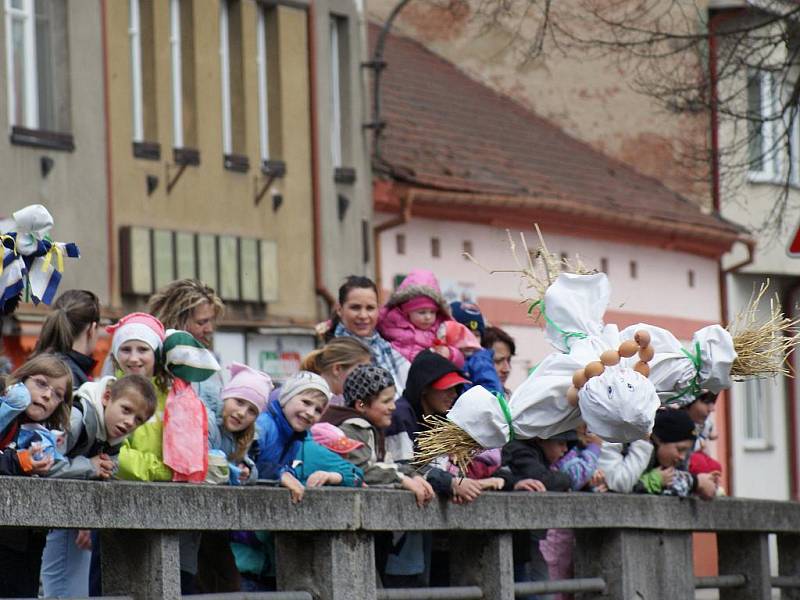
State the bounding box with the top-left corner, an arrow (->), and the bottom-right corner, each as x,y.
17,423 -> 67,460
163,379 -> 208,482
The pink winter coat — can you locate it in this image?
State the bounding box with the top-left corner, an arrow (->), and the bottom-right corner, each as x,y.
377,269 -> 464,368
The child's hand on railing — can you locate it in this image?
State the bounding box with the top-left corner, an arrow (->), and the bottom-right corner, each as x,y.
402,475 -> 434,507
658,467 -> 675,488
91,453 -> 115,480
451,477 -> 483,504
20,443 -> 54,475
589,469 -> 608,493
479,477 -> 505,491
280,472 -> 305,503
306,471 -> 343,487
513,478 -> 546,492
695,473 -> 719,501
237,463 -> 250,483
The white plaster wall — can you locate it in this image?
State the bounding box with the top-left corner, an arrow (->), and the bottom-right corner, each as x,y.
378,214 -> 721,320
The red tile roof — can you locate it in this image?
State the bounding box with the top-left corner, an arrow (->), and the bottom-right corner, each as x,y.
369,23 -> 744,241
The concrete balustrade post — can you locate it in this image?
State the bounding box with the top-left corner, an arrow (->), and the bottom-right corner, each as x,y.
574,529 -> 694,599
100,530 -> 182,600
275,531 -> 377,599
777,533 -> 800,600
448,531 -> 514,600
718,531 -> 771,600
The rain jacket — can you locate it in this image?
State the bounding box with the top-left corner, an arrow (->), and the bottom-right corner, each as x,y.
116,380 -> 172,481
292,437 -> 364,487
252,400 -> 306,480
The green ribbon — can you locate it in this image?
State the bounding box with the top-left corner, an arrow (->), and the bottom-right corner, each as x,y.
529,300 -> 588,351
493,392 -> 515,441
664,341 -> 703,404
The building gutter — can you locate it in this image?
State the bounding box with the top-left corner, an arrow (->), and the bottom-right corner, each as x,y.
100,0 -> 115,305
307,5 -> 335,311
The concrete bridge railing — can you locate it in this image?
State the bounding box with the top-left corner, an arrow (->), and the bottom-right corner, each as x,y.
3,477 -> 800,599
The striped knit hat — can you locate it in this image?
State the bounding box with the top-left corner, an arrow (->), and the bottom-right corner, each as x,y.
161,329 -> 221,382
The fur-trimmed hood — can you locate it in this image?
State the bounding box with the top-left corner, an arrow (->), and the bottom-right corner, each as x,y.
385,269 -> 450,316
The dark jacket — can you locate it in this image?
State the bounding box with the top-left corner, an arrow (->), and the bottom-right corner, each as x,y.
498,440 -> 572,492
58,350 -> 96,388
385,350 -> 465,496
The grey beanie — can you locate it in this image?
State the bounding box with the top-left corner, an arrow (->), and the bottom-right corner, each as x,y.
343,365 -> 395,407
279,371 -> 332,407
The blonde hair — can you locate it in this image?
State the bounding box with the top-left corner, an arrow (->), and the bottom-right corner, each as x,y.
301,338 -> 371,375
228,423 -> 256,463
147,279 -> 224,331
1,354 -> 73,431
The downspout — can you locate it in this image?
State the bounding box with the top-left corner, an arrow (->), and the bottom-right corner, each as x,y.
783,283 -> 800,500
373,188 -> 414,291
100,0 -> 115,306
308,5 -> 336,311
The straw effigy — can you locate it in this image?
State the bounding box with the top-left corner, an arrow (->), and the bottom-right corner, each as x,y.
728,281 -> 800,379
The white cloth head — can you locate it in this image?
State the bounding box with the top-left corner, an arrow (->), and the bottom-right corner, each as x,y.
618,323 -> 736,406
578,366 -> 660,442
542,272 -> 610,352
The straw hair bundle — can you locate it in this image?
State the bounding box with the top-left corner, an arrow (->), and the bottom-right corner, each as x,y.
414,415 -> 482,475
464,224 -> 592,323
728,281 -> 800,379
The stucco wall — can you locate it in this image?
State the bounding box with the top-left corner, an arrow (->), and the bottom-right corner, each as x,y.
105,1 -> 316,321
314,0 -> 375,297
0,2 -> 108,302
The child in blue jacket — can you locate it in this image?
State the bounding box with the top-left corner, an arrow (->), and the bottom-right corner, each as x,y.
252,371 -> 346,502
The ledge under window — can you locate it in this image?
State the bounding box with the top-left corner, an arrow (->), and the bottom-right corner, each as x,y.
133,141 -> 161,161
224,153 -> 250,173
173,147 -> 201,166
334,166 -> 356,184
261,159 -> 286,178
10,126 -> 74,152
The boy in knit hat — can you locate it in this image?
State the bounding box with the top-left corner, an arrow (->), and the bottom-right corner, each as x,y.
634,409 -> 719,498
253,371 -> 343,502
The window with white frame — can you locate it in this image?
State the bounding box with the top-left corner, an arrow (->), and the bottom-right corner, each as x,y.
170,0 -> 197,151
329,15 -> 346,169
4,0 -> 70,133
747,70 -> 782,181
129,0 -> 157,145
219,0 -> 244,160
256,3 -> 270,162
169,0 -> 183,148
130,0 -> 144,142
742,377 -> 773,450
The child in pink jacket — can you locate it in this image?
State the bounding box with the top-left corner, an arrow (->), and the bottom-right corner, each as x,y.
377,270 -> 463,367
